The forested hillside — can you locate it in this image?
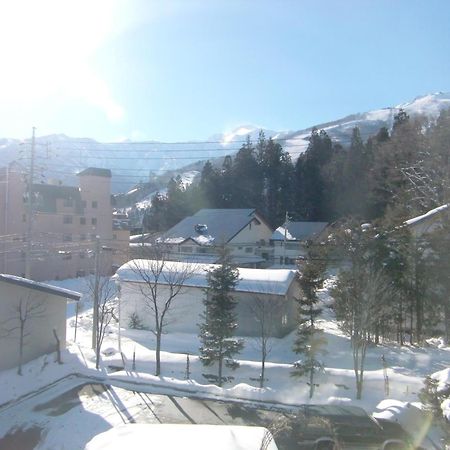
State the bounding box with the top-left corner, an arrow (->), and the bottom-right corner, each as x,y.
144,108 -> 450,230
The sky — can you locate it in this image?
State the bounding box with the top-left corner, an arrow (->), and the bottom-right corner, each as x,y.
0,0 -> 449,142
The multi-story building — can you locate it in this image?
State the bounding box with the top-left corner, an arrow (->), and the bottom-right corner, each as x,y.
0,164 -> 129,281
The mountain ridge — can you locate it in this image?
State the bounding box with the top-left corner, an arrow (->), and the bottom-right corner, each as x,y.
1,92 -> 449,194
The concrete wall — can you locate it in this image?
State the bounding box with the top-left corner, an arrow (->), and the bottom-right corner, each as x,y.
120,280 -> 297,338
0,282 -> 68,372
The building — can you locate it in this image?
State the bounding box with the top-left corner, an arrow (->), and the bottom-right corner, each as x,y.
270,221 -> 328,266
132,209 -> 273,268
0,274 -> 81,372
0,164 -> 129,281
115,259 -> 298,337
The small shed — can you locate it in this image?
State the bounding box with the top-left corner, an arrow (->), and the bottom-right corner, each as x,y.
0,274 -> 81,372
115,260 -> 299,337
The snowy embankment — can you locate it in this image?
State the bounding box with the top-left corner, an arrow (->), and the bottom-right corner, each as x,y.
0,275 -> 448,447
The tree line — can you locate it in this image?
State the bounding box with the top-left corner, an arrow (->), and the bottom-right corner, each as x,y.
144,108 -> 450,231
138,108 -> 450,404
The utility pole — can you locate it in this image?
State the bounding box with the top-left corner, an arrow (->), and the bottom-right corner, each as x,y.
25,127 -> 36,279
92,235 -> 101,350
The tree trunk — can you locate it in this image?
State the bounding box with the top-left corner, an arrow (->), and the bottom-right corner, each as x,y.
416,291 -> 423,345
309,367 -> 315,399
155,331 -> 162,376
53,329 -> 62,364
356,376 -> 363,400
409,300 -> 414,345
445,302 -> 450,344
260,354 -> 266,389
18,321 -> 24,376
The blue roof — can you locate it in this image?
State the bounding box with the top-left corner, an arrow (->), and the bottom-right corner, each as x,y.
161,209 -> 262,245
271,221 -> 328,241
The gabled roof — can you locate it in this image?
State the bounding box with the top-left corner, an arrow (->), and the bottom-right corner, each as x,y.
0,274 -> 81,301
160,209 -> 267,246
77,167 -> 112,178
116,260 -> 296,295
271,221 -> 328,241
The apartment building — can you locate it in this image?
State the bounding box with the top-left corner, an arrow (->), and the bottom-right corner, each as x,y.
0,164 -> 129,281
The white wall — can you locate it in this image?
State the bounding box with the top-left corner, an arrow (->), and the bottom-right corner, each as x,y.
229,218 -> 272,247
120,282 -> 203,333
0,282 -> 68,372
120,280 -> 297,337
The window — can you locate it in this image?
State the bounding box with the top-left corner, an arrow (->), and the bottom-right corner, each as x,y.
92,200 -> 98,208
81,200 -> 87,208
245,247 -> 253,253
80,217 -> 86,225
91,218 -> 97,226
180,246 -> 193,253
80,234 -> 86,241
63,234 -> 72,242
63,198 -> 73,207
63,215 -> 72,224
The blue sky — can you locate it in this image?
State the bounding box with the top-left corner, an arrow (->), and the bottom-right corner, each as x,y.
0,0 -> 449,141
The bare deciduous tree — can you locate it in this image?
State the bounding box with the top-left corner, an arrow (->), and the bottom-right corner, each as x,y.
86,275 -> 117,369
0,294 -> 46,375
248,294 -> 278,388
130,246 -> 197,376
332,266 -> 394,399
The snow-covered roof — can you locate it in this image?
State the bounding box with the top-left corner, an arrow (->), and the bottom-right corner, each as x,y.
159,209 -> 269,246
404,204 -> 448,227
116,260 -> 296,295
271,221 -> 328,241
0,274 -> 81,301
84,424 -> 278,450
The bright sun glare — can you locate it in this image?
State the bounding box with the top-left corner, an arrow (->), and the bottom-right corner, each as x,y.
0,0 -> 124,121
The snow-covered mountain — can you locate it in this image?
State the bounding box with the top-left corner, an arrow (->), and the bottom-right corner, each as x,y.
281,91 -> 450,159
0,92 -> 449,194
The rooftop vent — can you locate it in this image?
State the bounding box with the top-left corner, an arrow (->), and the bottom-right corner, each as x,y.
194,224 -> 208,234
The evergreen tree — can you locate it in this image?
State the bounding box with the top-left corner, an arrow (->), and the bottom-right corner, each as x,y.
200,160 -> 221,207
259,137 -> 294,227
165,176 -> 190,227
231,137 -> 263,209
294,129 -> 334,221
198,249 -> 244,386
143,191 -> 168,232
292,249 -> 327,399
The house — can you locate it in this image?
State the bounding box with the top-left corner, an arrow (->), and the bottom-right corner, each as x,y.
0,164 -> 129,281
404,204 -> 448,237
0,274 -> 81,372
270,221 -> 328,266
115,259 -> 299,337
133,209 -> 273,268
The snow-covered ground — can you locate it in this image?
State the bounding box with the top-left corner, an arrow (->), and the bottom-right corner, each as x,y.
0,275 -> 448,449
